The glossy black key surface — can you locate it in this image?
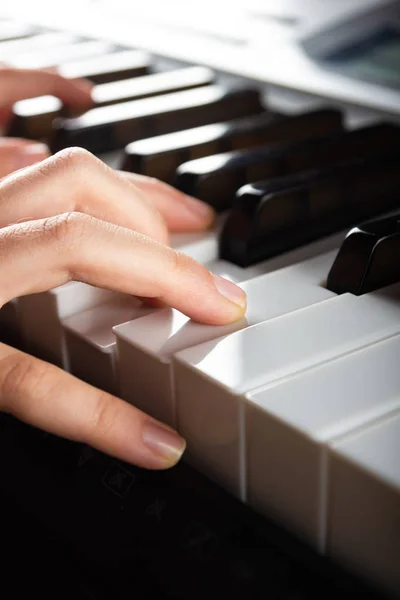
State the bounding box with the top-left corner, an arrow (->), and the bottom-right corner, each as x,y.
9,66 -> 214,140
175,123 -> 400,212
52,86 -> 264,153
220,153 -> 400,267
58,49 -> 151,84
327,215 -> 400,295
8,39 -> 115,69
122,108 -> 343,183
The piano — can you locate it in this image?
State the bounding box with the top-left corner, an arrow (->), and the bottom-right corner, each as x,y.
0,2 -> 399,598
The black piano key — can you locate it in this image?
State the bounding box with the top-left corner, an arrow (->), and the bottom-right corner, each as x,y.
0,21 -> 37,42
51,86 -> 264,154
326,215 -> 400,295
122,108 -> 343,183
8,39 -> 115,69
8,66 -> 214,140
220,153 -> 400,267
175,123 -> 400,212
0,32 -> 80,60
58,49 -> 151,84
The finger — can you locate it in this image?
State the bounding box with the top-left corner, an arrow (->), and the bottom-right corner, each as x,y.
0,148 -> 168,244
119,171 -> 215,232
0,343 -> 186,469
0,67 -> 93,109
0,138 -> 49,178
0,212 -> 246,325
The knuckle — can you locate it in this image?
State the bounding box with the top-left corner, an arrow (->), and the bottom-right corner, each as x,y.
0,353 -> 47,411
51,146 -> 96,174
89,392 -> 118,439
41,211 -> 92,253
165,247 -> 192,277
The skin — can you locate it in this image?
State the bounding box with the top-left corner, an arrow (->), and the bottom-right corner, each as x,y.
0,68 -> 247,468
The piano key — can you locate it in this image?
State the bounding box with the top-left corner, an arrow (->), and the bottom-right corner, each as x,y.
17,283 -> 119,370
245,334 -> 400,551
114,250 -> 336,428
173,283 -> 400,499
122,108 -> 343,184
57,49 -> 151,84
327,411 -> 400,596
8,39 -> 115,69
62,295 -> 155,395
0,32 -> 79,60
175,123 -> 400,212
0,21 -> 37,42
327,214 -> 400,295
51,86 -> 264,153
220,153 -> 400,267
9,66 -> 215,140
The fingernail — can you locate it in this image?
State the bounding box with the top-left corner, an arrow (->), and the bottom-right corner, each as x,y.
15,143 -> 49,169
213,274 -> 247,309
143,421 -> 186,467
184,196 -> 215,222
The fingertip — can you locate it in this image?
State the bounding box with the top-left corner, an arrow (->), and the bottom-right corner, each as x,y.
68,77 -> 95,105
213,274 -> 247,310
142,420 -> 186,469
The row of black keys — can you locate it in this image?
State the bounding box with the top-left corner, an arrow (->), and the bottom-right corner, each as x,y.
5,48 -> 400,294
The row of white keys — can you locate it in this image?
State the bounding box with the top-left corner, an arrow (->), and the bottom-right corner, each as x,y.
173,283 -> 400,501
327,410 -> 400,596
16,283 -> 118,369
114,248 -> 338,427
62,294 -> 155,395
245,333 -> 400,551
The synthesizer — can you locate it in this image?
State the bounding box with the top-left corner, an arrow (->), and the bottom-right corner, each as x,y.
0,5 -> 399,599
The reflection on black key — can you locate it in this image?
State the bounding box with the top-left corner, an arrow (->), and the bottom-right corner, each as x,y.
8,40 -> 114,69
52,86 -> 264,153
0,32 -> 78,59
220,154 -> 400,267
9,67 -> 214,140
122,108 -> 343,183
176,123 -> 400,212
327,216 -> 400,295
58,50 -> 151,84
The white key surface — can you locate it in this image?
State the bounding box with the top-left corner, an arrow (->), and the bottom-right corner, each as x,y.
62,295 -> 155,394
17,283 -> 118,369
174,283 -> 400,498
327,411 -> 400,596
114,250 -> 336,427
246,334 -> 400,549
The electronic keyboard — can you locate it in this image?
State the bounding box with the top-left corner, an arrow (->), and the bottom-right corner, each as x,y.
0,6 -> 399,599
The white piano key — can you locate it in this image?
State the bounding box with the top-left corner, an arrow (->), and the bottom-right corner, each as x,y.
17,283 -> 117,369
62,295 -> 155,395
114,250 -> 336,427
327,411 -> 400,596
9,40 -> 115,69
174,283 -> 400,499
0,32 -> 79,59
245,334 -> 400,550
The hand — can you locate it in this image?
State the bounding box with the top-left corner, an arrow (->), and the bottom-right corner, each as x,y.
0,65 -> 93,176
0,148 -> 247,469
